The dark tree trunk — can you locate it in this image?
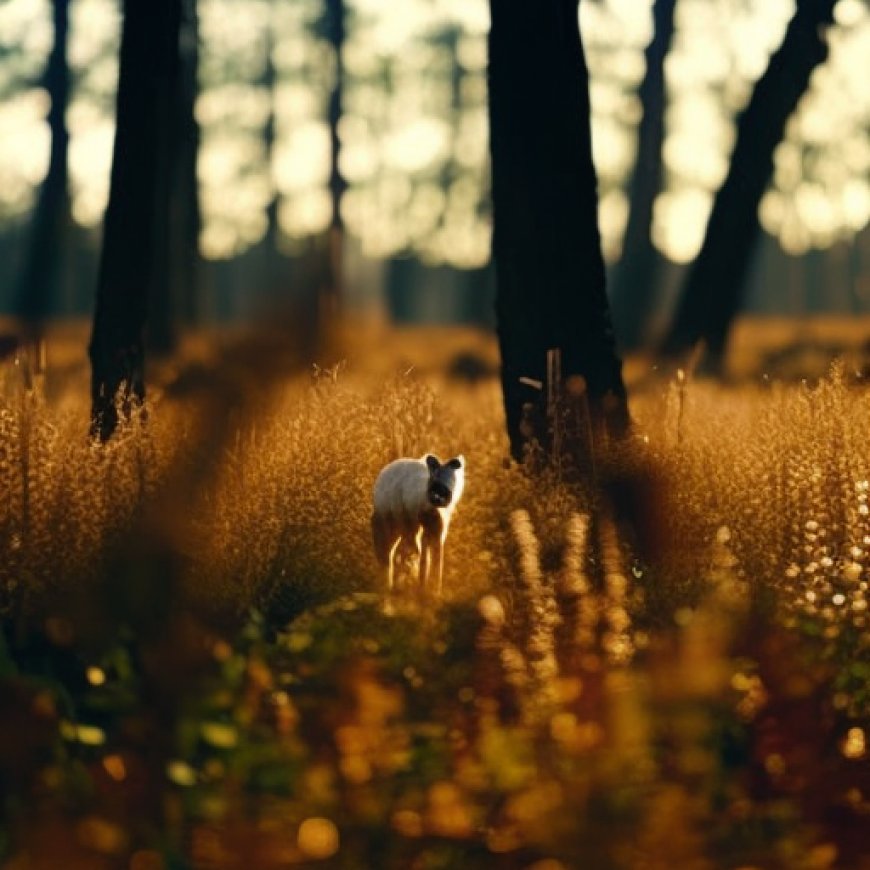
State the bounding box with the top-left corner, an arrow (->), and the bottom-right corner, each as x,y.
175,0 -> 202,326
323,0 -> 346,314
660,0 -> 837,370
294,0 -> 346,333
326,0 -> 346,236
263,22 -> 279,264
14,0 -> 71,333
150,0 -> 202,350
488,0 -> 629,462
609,0 -> 676,350
89,0 -> 181,440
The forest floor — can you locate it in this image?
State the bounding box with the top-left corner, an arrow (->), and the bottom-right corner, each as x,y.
2,317 -> 870,869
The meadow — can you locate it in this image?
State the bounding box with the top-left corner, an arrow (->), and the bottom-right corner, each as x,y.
2,320 -> 870,869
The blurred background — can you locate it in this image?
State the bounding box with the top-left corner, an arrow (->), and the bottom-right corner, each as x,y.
0,0 -> 868,340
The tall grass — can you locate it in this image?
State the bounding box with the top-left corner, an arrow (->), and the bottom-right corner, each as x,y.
4,341 -> 870,655
0,350 -> 183,621
632,364 -> 870,699
4,332 -> 870,867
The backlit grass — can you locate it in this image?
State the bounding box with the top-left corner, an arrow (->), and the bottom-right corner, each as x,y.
1,324 -> 869,868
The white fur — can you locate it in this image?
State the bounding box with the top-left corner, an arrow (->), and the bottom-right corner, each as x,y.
371,454 -> 465,595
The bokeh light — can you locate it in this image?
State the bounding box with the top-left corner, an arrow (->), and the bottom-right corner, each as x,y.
0,0 -> 867,267
653,0 -> 793,263
762,5 -> 870,254
68,0 -> 120,227
0,0 -> 52,220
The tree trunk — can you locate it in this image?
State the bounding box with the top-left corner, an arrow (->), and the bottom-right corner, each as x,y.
660,0 -> 837,371
14,0 -> 71,334
89,0 -> 181,440
296,0 -> 346,336
175,0 -> 202,326
263,19 -> 279,268
323,0 -> 346,317
488,0 -> 629,462
608,0 -> 676,351
150,0 -> 202,350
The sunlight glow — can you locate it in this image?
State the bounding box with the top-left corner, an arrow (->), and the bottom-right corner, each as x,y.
842,180 -> 870,232
68,120 -> 114,227
652,189 -> 713,265
68,0 -> 119,228
68,0 -> 119,69
196,85 -> 271,129
0,0 -> 51,220
1,0 -> 867,272
198,0 -> 275,257
279,188 -> 332,239
761,8 -> 870,250
273,121 -> 331,192
383,118 -> 450,174
0,0 -> 52,69
599,190 -> 629,261
199,130 -> 271,258
0,91 -> 50,219
835,0 -> 866,27
582,0 -> 653,260
340,0 -> 491,267
657,0 -> 793,262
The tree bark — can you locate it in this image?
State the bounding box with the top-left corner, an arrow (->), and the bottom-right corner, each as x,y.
14,0 -> 71,333
488,0 -> 629,462
609,0 -> 676,351
660,0 -> 837,370
89,0 -> 181,440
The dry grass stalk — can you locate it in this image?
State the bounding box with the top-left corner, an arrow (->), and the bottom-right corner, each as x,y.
509,509 -> 560,718
598,509 -> 634,666
558,512 -> 598,655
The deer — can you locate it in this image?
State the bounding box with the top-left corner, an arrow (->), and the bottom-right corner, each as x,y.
371,454 -> 465,596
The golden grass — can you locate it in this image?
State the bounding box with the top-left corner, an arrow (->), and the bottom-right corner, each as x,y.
3,324 -> 870,649
4,321 -> 870,867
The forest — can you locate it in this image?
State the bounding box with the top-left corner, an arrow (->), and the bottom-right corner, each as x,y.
1,0 -> 870,867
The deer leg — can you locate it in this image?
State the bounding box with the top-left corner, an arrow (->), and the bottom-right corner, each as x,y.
419,535 -> 430,592
372,513 -> 390,565
395,526 -> 420,591
373,514 -> 397,591
431,534 -> 444,596
387,537 -> 402,591
419,511 -> 445,596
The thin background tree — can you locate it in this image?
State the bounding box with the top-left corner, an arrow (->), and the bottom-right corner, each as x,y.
149,0 -> 202,352
608,0 -> 677,351
661,0 -> 839,371
13,0 -> 72,346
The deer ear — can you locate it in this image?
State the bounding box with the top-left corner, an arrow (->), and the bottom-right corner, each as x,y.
447,455 -> 464,470
425,454 -> 440,473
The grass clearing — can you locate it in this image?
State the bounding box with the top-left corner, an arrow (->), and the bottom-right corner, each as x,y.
2,322 -> 870,868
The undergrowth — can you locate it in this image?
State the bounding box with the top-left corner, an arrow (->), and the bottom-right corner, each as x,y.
2,336 -> 870,868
